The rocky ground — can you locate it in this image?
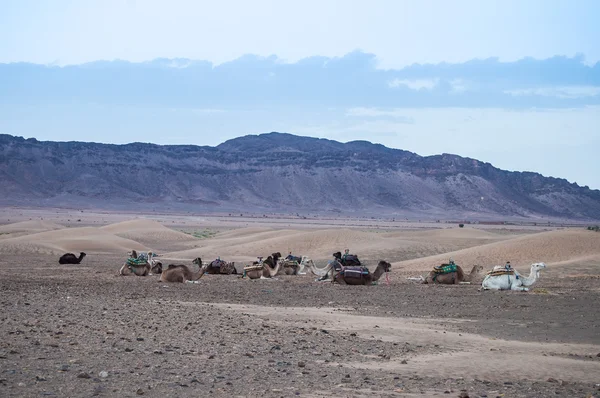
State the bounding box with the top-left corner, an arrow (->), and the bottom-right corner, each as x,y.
1,254 -> 599,398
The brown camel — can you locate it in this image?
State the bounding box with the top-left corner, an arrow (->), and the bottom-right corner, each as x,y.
244,255 -> 283,280
331,261 -> 391,285
204,258 -> 237,275
119,250 -> 160,276
59,252 -> 86,264
160,262 -> 209,283
422,264 -> 484,284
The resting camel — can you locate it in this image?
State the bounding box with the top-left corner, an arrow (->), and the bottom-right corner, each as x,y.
331,260 -> 391,285
481,262 -> 546,291
160,262 -> 209,283
244,254 -> 283,279
205,258 -> 237,275
119,250 -> 161,276
59,252 -> 86,264
421,264 -> 484,284
278,255 -> 316,275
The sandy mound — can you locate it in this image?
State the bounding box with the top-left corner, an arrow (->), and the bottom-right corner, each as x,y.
0,226 -> 149,255
165,228 -> 412,264
0,220 -> 65,235
383,226 -> 505,240
100,219 -> 197,250
396,228 -> 600,272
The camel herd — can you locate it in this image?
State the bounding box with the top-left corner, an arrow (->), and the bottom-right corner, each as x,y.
58,249 -> 547,291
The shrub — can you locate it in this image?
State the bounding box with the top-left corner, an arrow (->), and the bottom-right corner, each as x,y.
459,223 -> 464,228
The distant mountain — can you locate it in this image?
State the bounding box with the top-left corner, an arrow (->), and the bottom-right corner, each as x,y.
1,132 -> 599,220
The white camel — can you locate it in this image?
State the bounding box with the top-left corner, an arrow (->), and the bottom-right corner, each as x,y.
481,262 -> 546,291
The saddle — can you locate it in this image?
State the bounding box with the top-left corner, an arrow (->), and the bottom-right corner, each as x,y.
126,257 -> 148,267
341,266 -> 370,280
244,263 -> 264,272
433,263 -> 458,274
281,259 -> 299,268
286,255 -> 302,263
211,259 -> 225,268
342,254 -> 361,266
486,269 -> 515,277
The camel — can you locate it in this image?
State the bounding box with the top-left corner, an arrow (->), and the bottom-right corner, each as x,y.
119,250 -> 160,276
244,255 -> 283,280
58,252 -> 86,264
205,258 -> 237,275
481,262 -> 546,291
330,260 -> 391,285
278,255 -> 316,275
160,262 -> 209,283
420,264 -> 484,284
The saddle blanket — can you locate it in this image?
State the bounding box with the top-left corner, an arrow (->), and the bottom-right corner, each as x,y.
433,264 -> 458,274
244,264 -> 264,272
281,260 -> 299,267
486,269 -> 515,277
342,266 -> 370,278
127,257 -> 148,267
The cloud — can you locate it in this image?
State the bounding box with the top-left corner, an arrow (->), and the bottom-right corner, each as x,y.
505,85 -> 600,99
388,78 -> 438,90
1,52 -> 599,110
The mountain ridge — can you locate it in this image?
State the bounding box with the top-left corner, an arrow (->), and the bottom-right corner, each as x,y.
0,132 -> 598,220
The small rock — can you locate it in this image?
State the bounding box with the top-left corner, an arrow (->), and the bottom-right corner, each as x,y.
458,393 -> 469,398
547,377 -> 558,383
244,353 -> 254,358
136,388 -> 144,395
298,362 -> 306,368
124,348 -> 133,352
106,330 -> 114,335
321,329 -> 329,334
77,372 -> 91,379
401,360 -> 408,364
59,365 -> 69,372
99,371 -> 109,378
153,350 -> 163,355
208,354 -> 215,359
136,337 -> 144,341
36,376 -> 47,381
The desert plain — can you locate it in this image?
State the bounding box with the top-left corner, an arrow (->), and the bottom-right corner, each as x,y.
0,208 -> 599,398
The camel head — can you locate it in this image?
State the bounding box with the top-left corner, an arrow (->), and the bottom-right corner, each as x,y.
378,260 -> 392,273
151,262 -> 163,274
192,257 -> 202,266
333,251 -> 342,260
471,264 -> 484,274
128,250 -> 138,259
79,252 -> 87,258
531,262 -> 546,277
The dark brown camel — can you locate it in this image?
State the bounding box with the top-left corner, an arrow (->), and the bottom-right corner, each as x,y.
205,258 -> 237,275
59,252 -> 86,264
332,260 -> 391,285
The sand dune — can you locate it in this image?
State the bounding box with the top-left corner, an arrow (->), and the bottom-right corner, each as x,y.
0,220 -> 65,235
395,228 -> 600,272
0,226 -> 149,255
100,219 -> 197,250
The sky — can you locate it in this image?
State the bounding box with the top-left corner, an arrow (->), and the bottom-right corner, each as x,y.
1,0 -> 599,189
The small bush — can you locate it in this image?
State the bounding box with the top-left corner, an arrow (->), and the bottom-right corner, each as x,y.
459,223 -> 464,228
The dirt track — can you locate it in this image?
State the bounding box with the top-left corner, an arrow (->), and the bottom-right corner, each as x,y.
1,252 -> 599,398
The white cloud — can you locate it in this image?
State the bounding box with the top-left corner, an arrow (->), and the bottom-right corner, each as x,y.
505,85 -> 600,99
388,78 -> 439,90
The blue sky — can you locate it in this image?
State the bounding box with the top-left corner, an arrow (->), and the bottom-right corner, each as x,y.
1,0 -> 599,189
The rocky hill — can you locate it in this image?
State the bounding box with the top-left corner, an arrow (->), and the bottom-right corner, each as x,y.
1,133 -> 599,220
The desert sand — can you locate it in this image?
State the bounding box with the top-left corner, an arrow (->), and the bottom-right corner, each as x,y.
1,208 -> 599,397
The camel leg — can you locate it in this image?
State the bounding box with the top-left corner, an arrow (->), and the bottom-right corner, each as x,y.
119,264 -> 129,276
510,285 -> 528,291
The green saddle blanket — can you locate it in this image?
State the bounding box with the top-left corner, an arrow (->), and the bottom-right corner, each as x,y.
127,257 -> 148,267
433,264 -> 458,274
